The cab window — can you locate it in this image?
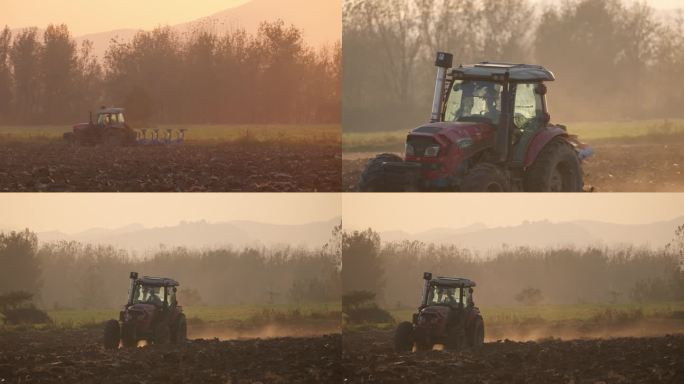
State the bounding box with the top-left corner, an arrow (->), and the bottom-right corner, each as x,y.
513,83 -> 543,131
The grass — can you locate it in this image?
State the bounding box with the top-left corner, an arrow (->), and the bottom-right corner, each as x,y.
0,124 -> 341,145
0,301 -> 341,330
342,119 -> 684,153
344,301 -> 684,331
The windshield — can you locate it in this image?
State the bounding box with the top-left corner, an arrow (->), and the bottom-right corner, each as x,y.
132,284 -> 165,306
426,285 -> 463,306
97,112 -> 124,125
444,80 -> 502,124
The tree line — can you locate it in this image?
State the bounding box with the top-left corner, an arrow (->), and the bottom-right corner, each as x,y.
0,21 -> 341,125
0,227 -> 341,310
343,0 -> 684,131
342,227 -> 684,307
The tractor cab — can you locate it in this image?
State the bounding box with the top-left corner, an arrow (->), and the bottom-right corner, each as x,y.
421,275 -> 476,310
95,107 -> 127,129
129,274 -> 179,309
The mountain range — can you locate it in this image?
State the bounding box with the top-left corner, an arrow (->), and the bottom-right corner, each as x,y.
378,216 -> 684,252
37,217 -> 341,253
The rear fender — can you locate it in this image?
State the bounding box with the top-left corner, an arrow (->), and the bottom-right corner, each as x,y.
524,126 -> 568,168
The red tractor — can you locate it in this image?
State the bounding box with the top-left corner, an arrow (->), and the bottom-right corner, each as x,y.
64,107 -> 137,146
104,272 -> 187,349
359,52 -> 593,192
64,107 -> 187,146
395,272 -> 484,352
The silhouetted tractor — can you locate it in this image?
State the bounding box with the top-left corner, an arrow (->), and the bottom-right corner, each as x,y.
64,107 -> 187,146
64,107 -> 137,146
359,52 -> 593,192
395,272 -> 484,352
103,272 -> 187,349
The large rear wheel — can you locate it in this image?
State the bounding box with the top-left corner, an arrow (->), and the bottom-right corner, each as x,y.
103,320 -> 120,350
524,138 -> 583,192
394,321 -> 414,352
469,316 -> 485,348
170,314 -> 188,344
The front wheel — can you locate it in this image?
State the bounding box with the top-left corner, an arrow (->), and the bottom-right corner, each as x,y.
394,321 -> 414,352
103,320 -> 120,349
460,163 -> 510,192
358,153 -> 404,192
524,138 -> 583,192
121,322 -> 137,348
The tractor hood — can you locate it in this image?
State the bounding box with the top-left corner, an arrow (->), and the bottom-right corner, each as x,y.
73,122 -> 90,131
420,305 -> 451,317
404,121 -> 496,187
127,303 -> 157,315
407,121 -> 495,150
416,305 -> 451,332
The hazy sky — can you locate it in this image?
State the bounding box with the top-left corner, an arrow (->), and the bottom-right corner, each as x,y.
343,194 -> 684,233
535,0 -> 683,9
0,193 -> 340,233
1,0 -> 250,36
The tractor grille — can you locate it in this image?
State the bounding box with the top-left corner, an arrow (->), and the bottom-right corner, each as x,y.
407,136 -> 439,157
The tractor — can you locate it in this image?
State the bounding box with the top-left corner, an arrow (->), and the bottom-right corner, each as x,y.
103,272 -> 187,349
64,107 -> 187,146
359,52 -> 593,192
394,272 -> 484,352
64,107 -> 137,146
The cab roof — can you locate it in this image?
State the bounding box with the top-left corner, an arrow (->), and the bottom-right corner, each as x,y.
430,277 -> 476,288
452,62 -> 555,82
98,107 -> 124,115
138,276 -> 179,287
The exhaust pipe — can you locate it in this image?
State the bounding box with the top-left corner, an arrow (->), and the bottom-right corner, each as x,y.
128,271 -> 138,305
495,71 -> 512,162
421,272 -> 433,306
430,52 -> 453,122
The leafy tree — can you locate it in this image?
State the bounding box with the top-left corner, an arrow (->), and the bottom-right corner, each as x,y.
342,290 -> 394,324
40,24 -> 78,122
0,230 -> 41,295
10,29 -> 41,123
0,291 -> 51,325
342,229 -> 385,297
0,26 -> 12,121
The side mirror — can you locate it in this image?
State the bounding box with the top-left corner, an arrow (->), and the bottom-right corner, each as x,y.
535,83 -> 547,95
423,272 -> 432,281
130,272 -> 138,279
434,52 -> 453,69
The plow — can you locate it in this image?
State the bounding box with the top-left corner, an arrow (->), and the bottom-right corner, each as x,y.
63,107 -> 187,146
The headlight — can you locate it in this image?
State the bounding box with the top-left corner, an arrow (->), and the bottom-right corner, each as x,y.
424,145 -> 441,157
405,143 -> 415,156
